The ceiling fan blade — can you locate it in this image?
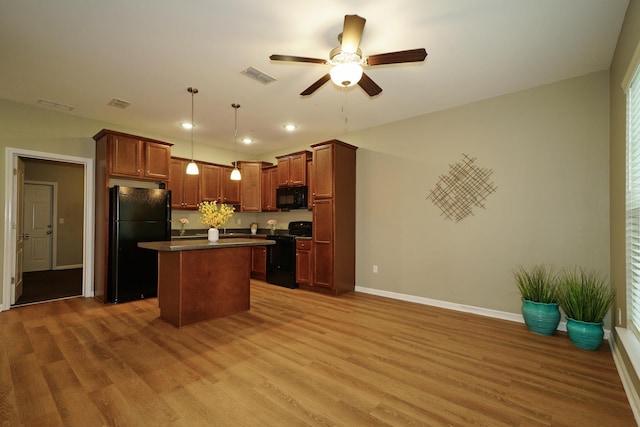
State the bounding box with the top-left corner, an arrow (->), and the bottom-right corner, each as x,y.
341,15 -> 366,53
358,72 -> 382,97
270,54 -> 328,65
300,74 -> 331,96
365,48 -> 428,66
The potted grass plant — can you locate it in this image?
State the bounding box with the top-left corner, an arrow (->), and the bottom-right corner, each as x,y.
514,264 -> 561,336
558,267 -> 615,351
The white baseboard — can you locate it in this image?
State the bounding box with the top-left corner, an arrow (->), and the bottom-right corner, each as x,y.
612,328 -> 640,425
354,285 -> 609,339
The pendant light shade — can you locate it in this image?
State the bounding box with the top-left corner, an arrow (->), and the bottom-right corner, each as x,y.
230,163 -> 242,180
186,161 -> 199,175
186,87 -> 199,175
230,103 -> 242,181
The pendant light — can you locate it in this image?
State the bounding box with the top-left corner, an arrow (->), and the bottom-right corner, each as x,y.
230,103 -> 242,181
185,87 -> 199,175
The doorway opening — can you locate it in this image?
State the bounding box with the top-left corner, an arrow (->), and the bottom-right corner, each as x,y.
2,148 -> 94,311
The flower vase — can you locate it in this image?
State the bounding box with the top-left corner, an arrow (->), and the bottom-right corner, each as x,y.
208,228 -> 219,243
566,318 -> 604,351
521,299 -> 561,336
180,225 -> 185,236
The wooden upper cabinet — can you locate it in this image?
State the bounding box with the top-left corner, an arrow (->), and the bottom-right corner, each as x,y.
200,163 -> 223,202
222,166 -> 240,205
312,144 -> 333,199
276,151 -> 311,187
262,166 -> 279,212
239,161 -> 272,212
110,135 -> 142,177
107,131 -> 171,180
169,158 -> 199,210
144,142 -> 171,179
239,162 -> 262,212
201,163 -> 240,205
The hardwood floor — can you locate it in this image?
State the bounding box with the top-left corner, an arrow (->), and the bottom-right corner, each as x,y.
0,280 -> 635,426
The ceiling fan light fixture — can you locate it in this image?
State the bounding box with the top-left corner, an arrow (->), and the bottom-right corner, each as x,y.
330,62 -> 363,87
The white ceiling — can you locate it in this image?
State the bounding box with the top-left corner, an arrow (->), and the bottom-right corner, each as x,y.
0,0 -> 629,156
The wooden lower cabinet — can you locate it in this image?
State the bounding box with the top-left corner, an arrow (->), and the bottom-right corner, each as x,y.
296,239 -> 312,286
251,244 -> 267,280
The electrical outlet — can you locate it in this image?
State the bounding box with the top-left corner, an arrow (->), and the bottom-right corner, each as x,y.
373,265 -> 378,274
237,218 -> 241,225
59,218 -> 64,224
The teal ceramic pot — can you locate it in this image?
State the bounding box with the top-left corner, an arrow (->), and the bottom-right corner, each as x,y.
521,299 -> 561,336
566,318 -> 604,351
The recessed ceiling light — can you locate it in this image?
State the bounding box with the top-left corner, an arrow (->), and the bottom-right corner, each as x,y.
284,124 -> 296,131
242,137 -> 253,144
181,122 -> 193,129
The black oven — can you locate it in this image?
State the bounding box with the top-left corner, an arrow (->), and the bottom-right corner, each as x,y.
266,221 -> 312,289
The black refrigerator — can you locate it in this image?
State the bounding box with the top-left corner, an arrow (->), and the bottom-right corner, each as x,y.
108,185 -> 171,303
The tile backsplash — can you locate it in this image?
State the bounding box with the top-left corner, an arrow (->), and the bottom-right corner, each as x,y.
171,209 -> 312,231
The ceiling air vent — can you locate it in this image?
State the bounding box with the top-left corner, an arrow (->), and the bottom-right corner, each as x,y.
241,67 -> 276,84
37,99 -> 74,111
108,98 -> 131,109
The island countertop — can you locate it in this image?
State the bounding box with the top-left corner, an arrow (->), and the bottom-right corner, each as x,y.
138,238 -> 275,252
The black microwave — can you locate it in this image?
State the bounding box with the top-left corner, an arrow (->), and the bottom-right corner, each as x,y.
276,186 -> 308,210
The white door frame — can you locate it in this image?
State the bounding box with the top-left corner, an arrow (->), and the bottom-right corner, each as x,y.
2,148 -> 95,311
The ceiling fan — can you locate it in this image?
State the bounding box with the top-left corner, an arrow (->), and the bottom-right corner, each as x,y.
270,14 -> 427,97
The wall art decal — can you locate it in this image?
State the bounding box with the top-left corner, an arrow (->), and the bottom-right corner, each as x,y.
427,154 -> 497,222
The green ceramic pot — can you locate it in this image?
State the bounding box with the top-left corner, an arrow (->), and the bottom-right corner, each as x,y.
521,299 -> 561,336
566,318 -> 604,351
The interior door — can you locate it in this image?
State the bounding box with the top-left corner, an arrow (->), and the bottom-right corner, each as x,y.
23,183 -> 53,272
12,158 -> 25,304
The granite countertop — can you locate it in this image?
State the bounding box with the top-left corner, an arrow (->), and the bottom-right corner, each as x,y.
171,232 -> 268,240
139,238 -> 275,252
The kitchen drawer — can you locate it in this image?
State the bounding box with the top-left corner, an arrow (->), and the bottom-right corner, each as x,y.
296,240 -> 311,250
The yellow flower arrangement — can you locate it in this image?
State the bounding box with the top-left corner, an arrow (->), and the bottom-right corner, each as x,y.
198,201 -> 235,229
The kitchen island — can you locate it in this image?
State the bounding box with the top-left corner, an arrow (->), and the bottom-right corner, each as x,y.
139,238 -> 275,328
